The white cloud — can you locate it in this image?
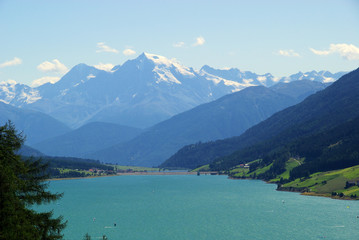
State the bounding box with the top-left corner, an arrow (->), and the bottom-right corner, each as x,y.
173,41 -> 185,48
310,48 -> 331,56
123,48 -> 136,56
310,43 -> 359,60
193,36 -> 205,46
173,37 -> 205,48
277,49 -> 300,57
96,42 -> 119,54
0,57 -> 22,68
31,76 -> 61,87
37,59 -> 68,74
93,63 -> 115,72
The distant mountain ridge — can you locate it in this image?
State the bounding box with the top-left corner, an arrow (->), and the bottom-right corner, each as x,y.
200,65 -> 345,87
0,102 -> 70,145
0,53 -> 346,129
269,80 -> 328,101
32,122 -> 142,158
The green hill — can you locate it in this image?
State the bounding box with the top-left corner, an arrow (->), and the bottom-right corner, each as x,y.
281,165 -> 359,199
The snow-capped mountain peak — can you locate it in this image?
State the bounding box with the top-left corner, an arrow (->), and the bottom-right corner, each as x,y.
142,52 -> 195,76
141,52 -> 173,66
129,52 -> 195,84
199,65 -> 278,87
0,80 -> 16,103
280,70 -> 346,84
0,80 -> 41,105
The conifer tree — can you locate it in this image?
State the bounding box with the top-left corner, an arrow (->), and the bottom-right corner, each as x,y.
0,121 -> 66,240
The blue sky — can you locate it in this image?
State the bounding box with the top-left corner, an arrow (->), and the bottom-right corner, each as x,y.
0,0 -> 358,86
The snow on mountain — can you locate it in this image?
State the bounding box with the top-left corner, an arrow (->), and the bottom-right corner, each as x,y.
199,65 -> 279,87
139,52 -> 191,84
0,52 -> 347,129
144,52 -> 195,79
84,53 -> 240,128
198,67 -> 255,91
279,70 -> 346,83
199,66 -> 347,88
18,53 -> 237,128
36,63 -> 106,99
0,80 -> 17,104
0,80 -> 41,105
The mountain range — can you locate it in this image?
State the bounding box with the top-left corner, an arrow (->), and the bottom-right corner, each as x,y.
161,67 -> 359,170
2,53 -> 255,129
1,53 -> 346,130
0,53 -> 348,167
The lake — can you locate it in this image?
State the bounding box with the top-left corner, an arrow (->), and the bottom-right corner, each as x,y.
37,175 -> 359,240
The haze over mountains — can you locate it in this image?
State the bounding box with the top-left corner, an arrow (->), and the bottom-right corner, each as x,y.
33,122 -> 142,158
0,102 -> 70,145
85,81 -> 326,167
0,52 -> 348,166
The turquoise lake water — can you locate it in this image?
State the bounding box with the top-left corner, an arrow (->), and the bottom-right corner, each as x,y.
37,175 -> 359,240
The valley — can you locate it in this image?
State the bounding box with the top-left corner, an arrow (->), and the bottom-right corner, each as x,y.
1,53 -> 358,200
2,1 -> 358,239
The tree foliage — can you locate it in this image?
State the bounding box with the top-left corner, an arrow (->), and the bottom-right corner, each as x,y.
0,121 -> 66,240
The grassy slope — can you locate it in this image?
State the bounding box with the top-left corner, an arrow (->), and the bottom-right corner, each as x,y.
229,159 -> 260,178
192,164 -> 210,172
283,165 -> 359,198
227,158 -> 359,199
270,158 -> 304,182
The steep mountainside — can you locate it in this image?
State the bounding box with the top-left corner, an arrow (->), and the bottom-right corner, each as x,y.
0,102 -> 70,145
88,80 -> 327,167
27,64 -> 112,128
32,122 -> 142,158
282,116 -> 359,179
161,68 -> 359,169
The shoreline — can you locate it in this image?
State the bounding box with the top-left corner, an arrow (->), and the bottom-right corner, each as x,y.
229,176 -> 359,201
48,171 -> 219,181
49,171 -> 357,200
